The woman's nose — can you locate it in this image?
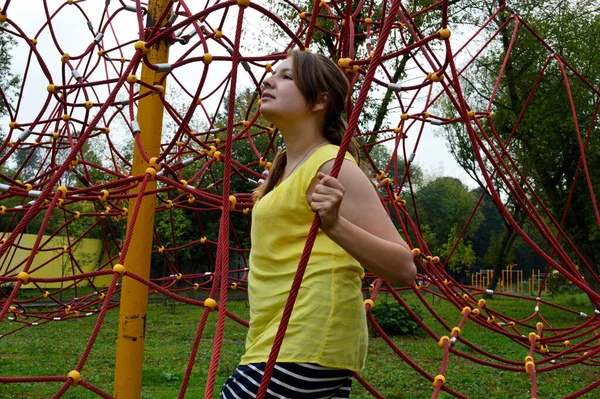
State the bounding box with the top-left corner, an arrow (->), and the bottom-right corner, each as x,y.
262,76 -> 273,89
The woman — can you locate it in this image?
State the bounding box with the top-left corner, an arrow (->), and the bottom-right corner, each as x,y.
220,50 -> 417,399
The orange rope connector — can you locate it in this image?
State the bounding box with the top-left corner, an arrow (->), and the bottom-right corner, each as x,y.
176,273 -> 182,281
364,17 -> 373,24
214,29 -> 223,39
68,370 -> 81,386
363,299 -> 374,310
134,41 -> 150,55
165,200 -> 173,209
468,110 -> 476,118
200,237 -> 207,244
47,84 -> 57,93
242,120 -> 250,127
61,53 -> 70,63
237,0 -> 250,7
299,12 -> 307,19
487,316 -> 495,324
229,195 -> 237,210
212,151 -> 223,162
193,284 -> 200,290
231,282 -> 238,290
204,298 -> 218,310
411,248 -> 421,257
0,13 -> 7,23
451,327 -> 461,336
471,308 -> 480,316
375,170 -> 385,180
432,375 -> 446,387
437,28 -> 452,40
461,307 -> 471,315
158,246 -> 165,254
203,53 -> 213,65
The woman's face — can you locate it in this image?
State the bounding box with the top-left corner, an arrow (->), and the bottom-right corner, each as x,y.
260,57 -> 309,123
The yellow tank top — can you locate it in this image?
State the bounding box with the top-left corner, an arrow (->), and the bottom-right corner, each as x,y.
240,144 -> 368,372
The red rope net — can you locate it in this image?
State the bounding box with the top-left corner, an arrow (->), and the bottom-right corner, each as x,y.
0,0 -> 599,398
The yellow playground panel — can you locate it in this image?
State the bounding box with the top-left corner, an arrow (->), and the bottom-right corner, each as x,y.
0,234 -> 113,289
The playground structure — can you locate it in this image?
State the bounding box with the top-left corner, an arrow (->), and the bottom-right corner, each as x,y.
0,0 -> 599,398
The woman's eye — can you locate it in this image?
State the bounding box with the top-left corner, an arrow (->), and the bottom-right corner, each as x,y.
283,75 -> 293,80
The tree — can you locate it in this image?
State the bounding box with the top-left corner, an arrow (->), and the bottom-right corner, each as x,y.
438,1 -> 600,294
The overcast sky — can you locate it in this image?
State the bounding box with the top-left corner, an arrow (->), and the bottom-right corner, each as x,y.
1,0 -> 477,189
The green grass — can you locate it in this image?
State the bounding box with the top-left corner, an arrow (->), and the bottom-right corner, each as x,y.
0,292 -> 598,398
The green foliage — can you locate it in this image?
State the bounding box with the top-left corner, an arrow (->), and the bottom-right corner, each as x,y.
370,301 -> 423,337
440,225 -> 476,273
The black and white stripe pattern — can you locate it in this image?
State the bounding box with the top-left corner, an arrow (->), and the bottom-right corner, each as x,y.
220,363 -> 353,399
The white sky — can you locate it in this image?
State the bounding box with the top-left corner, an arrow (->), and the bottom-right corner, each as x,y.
1,0 -> 477,189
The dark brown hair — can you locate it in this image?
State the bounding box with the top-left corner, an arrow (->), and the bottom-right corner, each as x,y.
254,50 -> 360,200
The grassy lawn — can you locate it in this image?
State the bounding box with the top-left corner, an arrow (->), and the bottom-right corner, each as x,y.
0,291 -> 598,398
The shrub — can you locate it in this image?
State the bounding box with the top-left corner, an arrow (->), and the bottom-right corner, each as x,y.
369,301 -> 424,337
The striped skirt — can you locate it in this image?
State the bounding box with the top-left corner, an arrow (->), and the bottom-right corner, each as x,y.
219,363 -> 354,399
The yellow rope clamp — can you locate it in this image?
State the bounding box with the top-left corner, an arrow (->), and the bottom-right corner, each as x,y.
68,370 -> 81,386
200,237 -> 207,244
237,0 -> 250,6
214,29 -> 223,39
437,336 -> 450,348
84,101 -> 93,110
149,157 -> 161,171
126,75 -> 137,83
525,361 -> 535,373
134,41 -> 150,55
364,17 -> 373,24
99,189 -> 109,201
56,186 -> 68,198
337,58 -> 352,69
478,299 -> 486,307
438,28 -> 452,40
461,306 -> 471,315
0,13 -> 7,23
451,327 -> 461,336
17,272 -> 30,285
229,195 -> 237,210
204,298 -> 218,310
203,53 -> 213,65
299,12 -> 307,19
113,264 -> 125,276
468,110 -> 476,118
375,170 -> 385,180
364,299 -> 375,309
61,53 -> 70,63
47,84 -> 57,93
433,375 -> 446,387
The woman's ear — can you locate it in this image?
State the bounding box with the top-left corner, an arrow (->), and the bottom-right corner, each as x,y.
311,92 -> 329,112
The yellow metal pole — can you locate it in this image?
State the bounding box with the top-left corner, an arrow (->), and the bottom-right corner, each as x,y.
114,1 -> 171,397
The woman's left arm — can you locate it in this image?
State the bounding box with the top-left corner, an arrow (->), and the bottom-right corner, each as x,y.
308,159 -> 417,285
